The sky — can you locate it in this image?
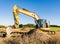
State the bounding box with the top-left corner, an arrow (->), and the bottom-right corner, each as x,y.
0,0 -> 60,26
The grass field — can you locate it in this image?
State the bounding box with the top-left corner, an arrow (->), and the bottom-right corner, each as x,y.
17,27 -> 60,31
50,27 -> 60,31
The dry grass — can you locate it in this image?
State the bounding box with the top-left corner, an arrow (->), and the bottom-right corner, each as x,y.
0,29 -> 60,44
0,29 -> 52,44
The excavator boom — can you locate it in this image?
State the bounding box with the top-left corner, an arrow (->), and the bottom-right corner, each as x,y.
13,5 -> 39,28
13,5 -> 50,30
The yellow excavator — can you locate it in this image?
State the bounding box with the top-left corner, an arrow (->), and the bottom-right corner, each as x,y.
13,5 -> 50,30
0,5 -> 55,37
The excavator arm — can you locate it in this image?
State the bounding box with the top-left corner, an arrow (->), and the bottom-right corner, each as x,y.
13,5 -> 39,28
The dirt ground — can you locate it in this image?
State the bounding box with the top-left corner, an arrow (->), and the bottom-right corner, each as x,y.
0,29 -> 60,44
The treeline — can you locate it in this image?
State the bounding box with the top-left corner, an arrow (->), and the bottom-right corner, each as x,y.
50,25 -> 60,27
19,24 -> 35,28
19,24 -> 60,28
0,24 -> 60,28
0,25 -> 6,28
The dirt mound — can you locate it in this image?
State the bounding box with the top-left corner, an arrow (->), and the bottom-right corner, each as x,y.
0,29 -> 60,44
0,29 -> 52,44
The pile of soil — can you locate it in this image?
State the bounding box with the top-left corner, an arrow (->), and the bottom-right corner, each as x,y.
0,29 -> 51,44
0,29 -> 60,44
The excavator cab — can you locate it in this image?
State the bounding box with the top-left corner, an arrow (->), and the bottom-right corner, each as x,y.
35,19 -> 50,30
